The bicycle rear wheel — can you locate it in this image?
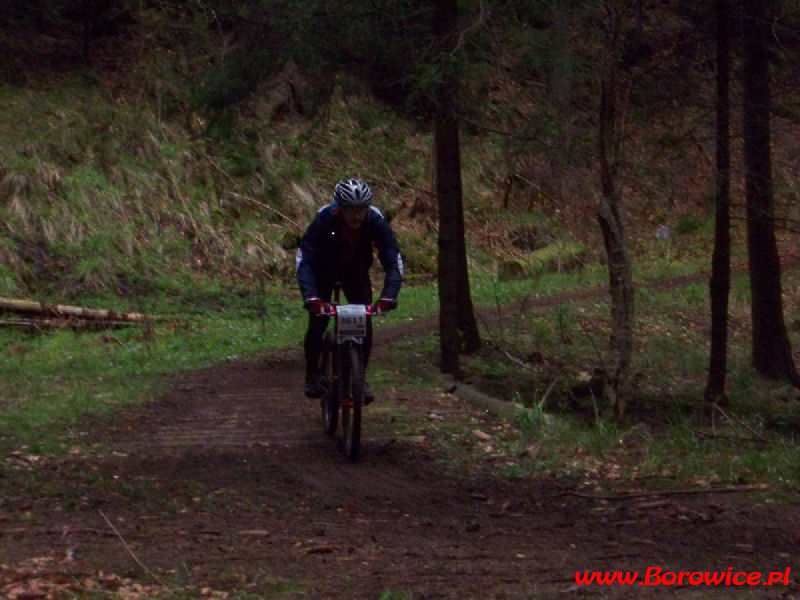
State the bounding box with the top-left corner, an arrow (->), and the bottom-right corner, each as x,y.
320,332 -> 338,435
341,344 -> 363,462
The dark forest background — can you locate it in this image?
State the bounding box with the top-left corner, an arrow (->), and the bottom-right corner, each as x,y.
2,0 -> 800,409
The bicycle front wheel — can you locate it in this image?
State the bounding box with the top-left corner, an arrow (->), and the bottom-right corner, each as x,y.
320,332 -> 338,436
341,344 -> 363,462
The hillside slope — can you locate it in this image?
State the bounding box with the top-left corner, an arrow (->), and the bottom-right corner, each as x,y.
1,2 -> 799,301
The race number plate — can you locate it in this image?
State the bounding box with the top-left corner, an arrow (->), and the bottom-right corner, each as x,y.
336,304 -> 368,341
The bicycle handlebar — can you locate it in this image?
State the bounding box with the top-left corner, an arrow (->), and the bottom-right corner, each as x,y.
321,303 -> 376,317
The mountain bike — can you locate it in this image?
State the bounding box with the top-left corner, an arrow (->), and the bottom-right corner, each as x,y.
318,287 -> 375,462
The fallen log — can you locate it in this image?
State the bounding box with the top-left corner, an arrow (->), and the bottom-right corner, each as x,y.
0,297 -> 154,323
0,318 -> 141,331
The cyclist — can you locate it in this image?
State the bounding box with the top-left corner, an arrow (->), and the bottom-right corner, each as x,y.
296,178 -> 404,402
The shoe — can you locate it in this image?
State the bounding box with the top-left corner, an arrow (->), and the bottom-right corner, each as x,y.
363,382 -> 374,405
304,374 -> 326,399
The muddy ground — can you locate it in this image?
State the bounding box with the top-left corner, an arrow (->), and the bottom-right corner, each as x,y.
1,324 -> 799,599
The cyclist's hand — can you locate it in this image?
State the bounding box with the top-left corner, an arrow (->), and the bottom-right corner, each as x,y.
376,297 -> 397,314
305,297 -> 326,315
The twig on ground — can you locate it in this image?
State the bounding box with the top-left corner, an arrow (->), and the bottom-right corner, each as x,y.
229,192 -> 303,232
540,377 -> 560,408
99,510 -> 172,593
567,483 -> 769,501
577,317 -> 605,367
504,351 -> 528,370
205,155 -> 304,232
689,427 -> 768,445
713,403 -> 770,444
590,388 -> 600,425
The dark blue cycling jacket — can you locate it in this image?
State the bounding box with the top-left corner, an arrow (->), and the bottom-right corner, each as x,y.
296,204 -> 404,302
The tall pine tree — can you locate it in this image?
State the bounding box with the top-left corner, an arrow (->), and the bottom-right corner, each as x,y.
742,0 -> 800,387
433,0 -> 480,376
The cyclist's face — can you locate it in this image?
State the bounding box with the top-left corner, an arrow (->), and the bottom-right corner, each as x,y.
341,205 -> 368,229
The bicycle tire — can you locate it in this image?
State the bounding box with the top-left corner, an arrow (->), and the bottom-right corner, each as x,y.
341,344 -> 363,462
320,332 -> 338,435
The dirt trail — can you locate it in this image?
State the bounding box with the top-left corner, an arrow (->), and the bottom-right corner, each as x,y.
1,337 -> 799,599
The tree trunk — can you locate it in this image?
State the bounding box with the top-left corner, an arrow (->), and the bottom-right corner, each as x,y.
705,0 -> 732,405
742,0 -> 800,387
549,1 -> 573,204
597,0 -> 634,418
550,1 -> 572,111
434,0 -> 481,376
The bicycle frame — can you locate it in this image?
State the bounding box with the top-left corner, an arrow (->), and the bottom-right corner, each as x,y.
319,288 -> 375,461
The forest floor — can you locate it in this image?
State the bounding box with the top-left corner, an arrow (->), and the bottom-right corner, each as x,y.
1,312 -> 799,599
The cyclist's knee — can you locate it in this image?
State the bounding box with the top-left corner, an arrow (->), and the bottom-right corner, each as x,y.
307,314 -> 330,334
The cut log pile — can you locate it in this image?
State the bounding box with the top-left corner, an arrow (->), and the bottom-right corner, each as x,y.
0,297 -> 156,331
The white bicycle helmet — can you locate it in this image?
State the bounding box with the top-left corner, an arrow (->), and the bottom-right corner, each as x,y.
334,178 -> 373,207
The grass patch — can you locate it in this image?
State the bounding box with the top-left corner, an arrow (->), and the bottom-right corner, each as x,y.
0,282 -> 305,453
3,250 -> 799,496
405,260 -> 800,493
0,278 -> 440,454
